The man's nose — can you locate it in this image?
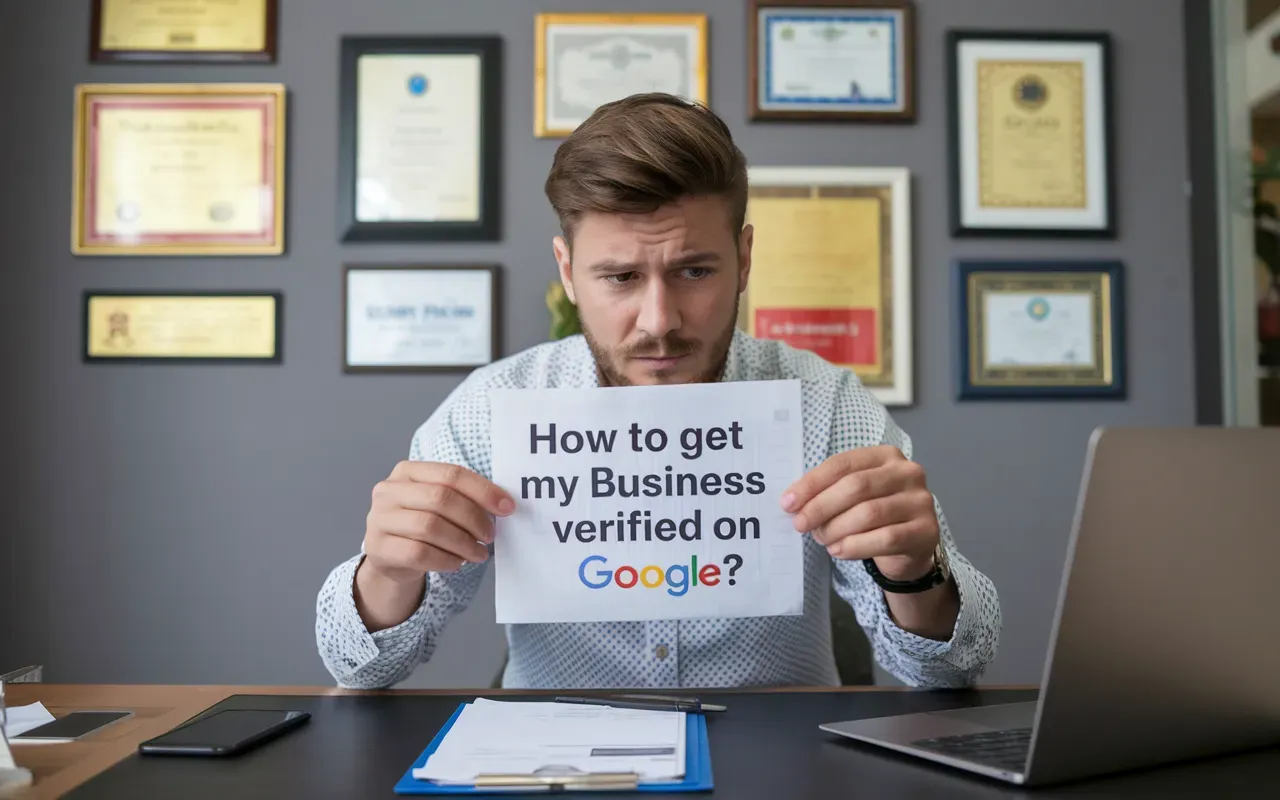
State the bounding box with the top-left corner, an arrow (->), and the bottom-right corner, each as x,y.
635,279 -> 680,339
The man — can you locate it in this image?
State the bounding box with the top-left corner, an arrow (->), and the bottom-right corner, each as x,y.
316,93 -> 1001,690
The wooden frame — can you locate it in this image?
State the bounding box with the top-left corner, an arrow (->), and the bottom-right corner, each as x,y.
81,290 -> 283,364
71,83 -> 287,256
748,0 -> 915,122
534,13 -> 709,137
953,259 -> 1125,399
338,36 -> 503,243
739,166 -> 913,406
342,264 -> 501,374
946,30 -> 1116,238
90,0 -> 280,64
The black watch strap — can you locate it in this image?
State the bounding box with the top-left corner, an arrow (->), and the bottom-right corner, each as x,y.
862,556 -> 948,594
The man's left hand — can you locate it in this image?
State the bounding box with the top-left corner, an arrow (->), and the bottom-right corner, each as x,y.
781,446 -> 940,582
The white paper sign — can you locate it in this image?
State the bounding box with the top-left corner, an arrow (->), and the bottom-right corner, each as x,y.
490,380 -> 805,624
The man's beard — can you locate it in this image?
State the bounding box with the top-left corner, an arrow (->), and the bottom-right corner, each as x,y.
583,294 -> 739,387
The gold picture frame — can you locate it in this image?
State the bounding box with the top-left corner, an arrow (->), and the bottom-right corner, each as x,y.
71,82 -> 287,256
90,0 -> 279,64
739,166 -> 913,406
82,290 -> 282,363
534,13 -> 709,137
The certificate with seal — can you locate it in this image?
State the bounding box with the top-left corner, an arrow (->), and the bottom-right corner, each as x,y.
948,31 -> 1115,237
83,291 -> 282,362
343,264 -> 500,372
72,83 -> 286,256
339,37 -> 502,242
739,167 -> 913,406
749,0 -> 915,121
535,13 -> 708,137
91,0 -> 278,63
954,260 -> 1125,399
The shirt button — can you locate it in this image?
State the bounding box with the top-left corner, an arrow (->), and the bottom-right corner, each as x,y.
654,644 -> 669,660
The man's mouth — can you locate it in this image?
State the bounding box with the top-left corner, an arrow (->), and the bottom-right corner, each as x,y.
631,353 -> 689,369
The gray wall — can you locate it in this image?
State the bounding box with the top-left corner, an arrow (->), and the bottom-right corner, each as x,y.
0,0 -> 1195,689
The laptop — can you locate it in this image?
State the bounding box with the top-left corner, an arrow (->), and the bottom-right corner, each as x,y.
820,426 -> 1280,786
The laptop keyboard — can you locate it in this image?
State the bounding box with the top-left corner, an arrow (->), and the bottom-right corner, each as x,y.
911,727 -> 1032,772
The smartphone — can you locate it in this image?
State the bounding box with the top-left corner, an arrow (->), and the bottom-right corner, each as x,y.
12,711 -> 133,742
137,709 -> 310,756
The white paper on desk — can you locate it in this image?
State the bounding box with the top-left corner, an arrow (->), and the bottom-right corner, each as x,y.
2,702 -> 55,739
490,380 -> 806,624
413,699 -> 686,784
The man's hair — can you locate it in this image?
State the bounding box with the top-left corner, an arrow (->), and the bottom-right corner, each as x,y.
544,92 -> 749,244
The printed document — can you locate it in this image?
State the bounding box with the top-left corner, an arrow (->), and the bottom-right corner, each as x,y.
413,699 -> 685,784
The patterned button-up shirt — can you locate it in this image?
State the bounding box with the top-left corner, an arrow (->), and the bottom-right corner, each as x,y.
315,331 -> 1001,689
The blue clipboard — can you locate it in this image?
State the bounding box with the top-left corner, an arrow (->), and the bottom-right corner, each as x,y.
394,702 -> 714,794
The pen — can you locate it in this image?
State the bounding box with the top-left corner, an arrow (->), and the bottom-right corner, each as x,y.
553,695 -> 727,713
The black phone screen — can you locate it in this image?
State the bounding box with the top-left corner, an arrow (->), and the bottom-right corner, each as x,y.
138,709 -> 309,755
13,711 -> 131,739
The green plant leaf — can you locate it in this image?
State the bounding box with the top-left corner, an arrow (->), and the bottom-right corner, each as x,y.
546,281 -> 581,340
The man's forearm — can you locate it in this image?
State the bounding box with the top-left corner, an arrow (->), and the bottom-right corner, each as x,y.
883,578 -> 961,641
354,559 -> 426,632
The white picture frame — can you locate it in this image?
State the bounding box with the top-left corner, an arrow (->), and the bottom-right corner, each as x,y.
741,166 -> 913,406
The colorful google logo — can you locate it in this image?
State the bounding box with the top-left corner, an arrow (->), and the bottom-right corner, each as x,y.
577,553 -> 743,597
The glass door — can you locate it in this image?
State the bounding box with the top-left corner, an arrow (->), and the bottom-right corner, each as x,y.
1213,0 -> 1262,425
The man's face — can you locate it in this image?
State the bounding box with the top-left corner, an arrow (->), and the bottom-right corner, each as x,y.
553,195 -> 752,386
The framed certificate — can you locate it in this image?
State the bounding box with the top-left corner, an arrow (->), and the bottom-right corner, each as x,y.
954,260 -> 1125,399
343,264 -> 501,373
82,291 -> 282,363
749,0 -> 915,122
738,166 -> 913,406
535,13 -> 708,137
91,0 -> 279,63
947,30 -> 1115,237
339,37 -> 502,242
71,83 -> 287,256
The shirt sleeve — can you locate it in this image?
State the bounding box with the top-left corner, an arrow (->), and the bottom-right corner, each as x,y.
827,377 -> 1002,688
315,384 -> 493,689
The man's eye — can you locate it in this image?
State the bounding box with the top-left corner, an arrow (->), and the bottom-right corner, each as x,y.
604,272 -> 636,285
683,267 -> 712,279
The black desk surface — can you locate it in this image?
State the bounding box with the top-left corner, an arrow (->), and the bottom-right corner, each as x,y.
65,688 -> 1280,799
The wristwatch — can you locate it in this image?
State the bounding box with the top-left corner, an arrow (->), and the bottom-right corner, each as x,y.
863,544 -> 950,594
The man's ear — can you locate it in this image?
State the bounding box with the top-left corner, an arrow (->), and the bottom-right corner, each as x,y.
737,224 -> 753,293
552,234 -> 576,304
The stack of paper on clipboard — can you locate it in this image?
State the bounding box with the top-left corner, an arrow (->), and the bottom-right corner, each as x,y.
394,698 -> 714,794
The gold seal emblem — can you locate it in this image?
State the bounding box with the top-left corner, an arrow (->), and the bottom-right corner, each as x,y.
1012,75 -> 1048,111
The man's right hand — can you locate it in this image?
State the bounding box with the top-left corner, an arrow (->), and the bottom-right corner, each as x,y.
355,461 -> 515,630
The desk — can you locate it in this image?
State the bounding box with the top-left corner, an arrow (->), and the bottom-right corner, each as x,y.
6,684 -> 1279,799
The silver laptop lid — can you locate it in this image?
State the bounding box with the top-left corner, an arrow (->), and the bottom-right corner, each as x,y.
1026,426 -> 1280,784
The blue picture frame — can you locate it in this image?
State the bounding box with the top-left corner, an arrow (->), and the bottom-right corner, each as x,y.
953,259 -> 1125,400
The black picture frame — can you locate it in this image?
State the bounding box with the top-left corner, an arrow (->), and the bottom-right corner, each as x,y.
90,0 -> 280,64
338,36 -> 503,243
81,290 -> 284,364
953,259 -> 1125,400
342,264 -> 502,374
946,30 -> 1117,238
